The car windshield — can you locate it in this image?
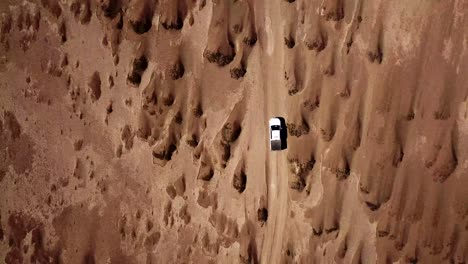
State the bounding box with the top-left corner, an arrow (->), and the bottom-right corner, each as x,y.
271,125 -> 280,130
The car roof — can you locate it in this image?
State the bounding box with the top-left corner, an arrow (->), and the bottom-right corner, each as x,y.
269,118 -> 281,126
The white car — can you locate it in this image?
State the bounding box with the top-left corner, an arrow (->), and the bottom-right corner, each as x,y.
269,117 -> 283,151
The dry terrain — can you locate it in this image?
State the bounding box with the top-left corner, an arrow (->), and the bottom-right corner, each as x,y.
0,0 -> 468,263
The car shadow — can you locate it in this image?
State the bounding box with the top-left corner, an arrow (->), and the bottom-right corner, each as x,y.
276,117 -> 288,150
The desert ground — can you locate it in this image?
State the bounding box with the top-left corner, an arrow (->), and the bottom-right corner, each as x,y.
0,0 -> 468,263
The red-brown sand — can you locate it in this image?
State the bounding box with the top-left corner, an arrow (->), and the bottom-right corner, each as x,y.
1,0 -> 467,263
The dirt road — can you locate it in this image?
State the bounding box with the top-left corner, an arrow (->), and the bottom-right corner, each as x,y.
259,1 -> 290,263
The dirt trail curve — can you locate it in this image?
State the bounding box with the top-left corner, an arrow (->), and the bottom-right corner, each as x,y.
258,0 -> 290,263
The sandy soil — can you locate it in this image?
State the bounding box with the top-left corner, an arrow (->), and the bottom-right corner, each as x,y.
1,0 -> 468,263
